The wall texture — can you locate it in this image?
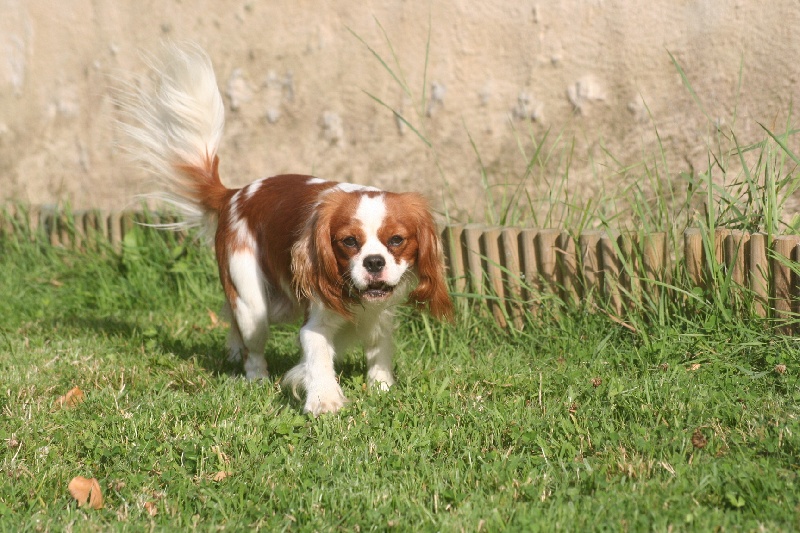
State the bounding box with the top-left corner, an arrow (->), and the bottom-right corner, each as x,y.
2,1 -> 799,221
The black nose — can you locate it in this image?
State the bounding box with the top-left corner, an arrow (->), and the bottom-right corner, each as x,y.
363,254 -> 386,273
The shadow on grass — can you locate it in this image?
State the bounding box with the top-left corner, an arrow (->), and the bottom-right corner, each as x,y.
52,314 -> 367,388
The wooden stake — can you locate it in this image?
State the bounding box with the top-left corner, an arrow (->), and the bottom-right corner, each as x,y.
461,224 -> 485,296
71,210 -> 86,251
441,224 -> 467,294
641,232 -> 667,301
772,235 -> 799,331
714,228 -> 731,271
535,229 -> 561,297
518,229 -> 539,314
748,233 -> 769,317
83,210 -> 102,251
724,230 -> 749,286
39,206 -> 58,246
599,233 -> 623,316
618,234 -> 640,308
500,227 -> 524,329
557,232 -> 579,306
684,228 -> 704,289
108,211 -> 122,251
120,211 -> 135,241
579,230 -> 603,305
480,227 -> 507,328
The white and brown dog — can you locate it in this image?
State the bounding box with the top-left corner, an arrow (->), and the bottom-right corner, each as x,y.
120,44 -> 453,415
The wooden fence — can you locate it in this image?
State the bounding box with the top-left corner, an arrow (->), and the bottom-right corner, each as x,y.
0,206 -> 178,251
442,224 -> 800,328
3,206 -> 800,328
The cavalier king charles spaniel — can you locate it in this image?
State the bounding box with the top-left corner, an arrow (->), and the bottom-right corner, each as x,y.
120,43 -> 453,415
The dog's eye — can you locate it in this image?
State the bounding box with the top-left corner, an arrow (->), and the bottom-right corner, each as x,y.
342,236 -> 358,248
388,235 -> 405,247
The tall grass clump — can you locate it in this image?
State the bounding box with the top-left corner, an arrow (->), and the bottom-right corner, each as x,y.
0,205 -> 219,332
351,23 -> 800,332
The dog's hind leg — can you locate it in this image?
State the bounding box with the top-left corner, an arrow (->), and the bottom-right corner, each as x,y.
226,250 -> 270,379
222,300 -> 245,363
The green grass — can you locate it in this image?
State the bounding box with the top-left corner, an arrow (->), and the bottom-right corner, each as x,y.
3,34 -> 800,531
2,224 -> 799,531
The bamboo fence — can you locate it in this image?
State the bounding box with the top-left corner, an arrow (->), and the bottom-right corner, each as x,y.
443,223 -> 800,328
3,206 -> 800,328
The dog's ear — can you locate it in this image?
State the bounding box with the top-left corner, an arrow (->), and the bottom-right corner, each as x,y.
404,195 -> 454,322
291,194 -> 352,318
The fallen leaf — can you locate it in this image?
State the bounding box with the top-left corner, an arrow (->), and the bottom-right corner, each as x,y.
590,377 -> 602,388
687,363 -> 701,371
207,309 -> 219,328
68,476 -> 103,509
53,386 -> 85,410
691,429 -> 707,449
212,471 -> 231,482
775,364 -> 787,374
144,501 -> 158,516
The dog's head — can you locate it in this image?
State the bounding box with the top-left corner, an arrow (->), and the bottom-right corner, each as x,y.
292,189 -> 453,320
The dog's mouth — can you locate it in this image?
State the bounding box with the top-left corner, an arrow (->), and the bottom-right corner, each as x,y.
359,281 -> 395,301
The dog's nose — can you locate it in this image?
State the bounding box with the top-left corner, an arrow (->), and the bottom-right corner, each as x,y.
363,254 -> 386,273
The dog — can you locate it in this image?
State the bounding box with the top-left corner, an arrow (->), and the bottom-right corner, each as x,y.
119,43 -> 453,415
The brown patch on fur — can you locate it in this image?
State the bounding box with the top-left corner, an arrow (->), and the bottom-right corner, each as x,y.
214,175 -> 336,330
383,193 -> 454,321
175,154 -> 230,212
292,189 -> 362,317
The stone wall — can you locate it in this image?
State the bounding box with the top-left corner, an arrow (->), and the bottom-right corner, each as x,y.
2,0 -> 799,221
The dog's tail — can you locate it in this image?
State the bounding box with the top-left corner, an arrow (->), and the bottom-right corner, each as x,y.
118,42 -> 229,234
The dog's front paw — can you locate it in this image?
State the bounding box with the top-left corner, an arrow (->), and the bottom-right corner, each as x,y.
244,355 -> 269,380
304,383 -> 347,416
368,370 -> 395,391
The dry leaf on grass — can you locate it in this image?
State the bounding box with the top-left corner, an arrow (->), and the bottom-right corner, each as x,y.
144,501 -> 158,516
691,429 -> 708,449
687,363 -> 701,371
53,386 -> 85,410
212,471 -> 232,482
207,309 -> 220,328
68,476 -> 103,509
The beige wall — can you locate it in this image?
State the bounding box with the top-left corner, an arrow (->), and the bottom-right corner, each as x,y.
2,0 -> 799,221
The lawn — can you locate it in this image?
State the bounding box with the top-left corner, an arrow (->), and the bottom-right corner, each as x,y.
1,222 -> 799,531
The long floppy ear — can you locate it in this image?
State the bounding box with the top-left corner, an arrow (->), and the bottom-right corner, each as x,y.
291,202 -> 351,318
405,195 -> 454,322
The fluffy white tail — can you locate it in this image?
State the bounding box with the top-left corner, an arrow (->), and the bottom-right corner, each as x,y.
119,42 -> 228,232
